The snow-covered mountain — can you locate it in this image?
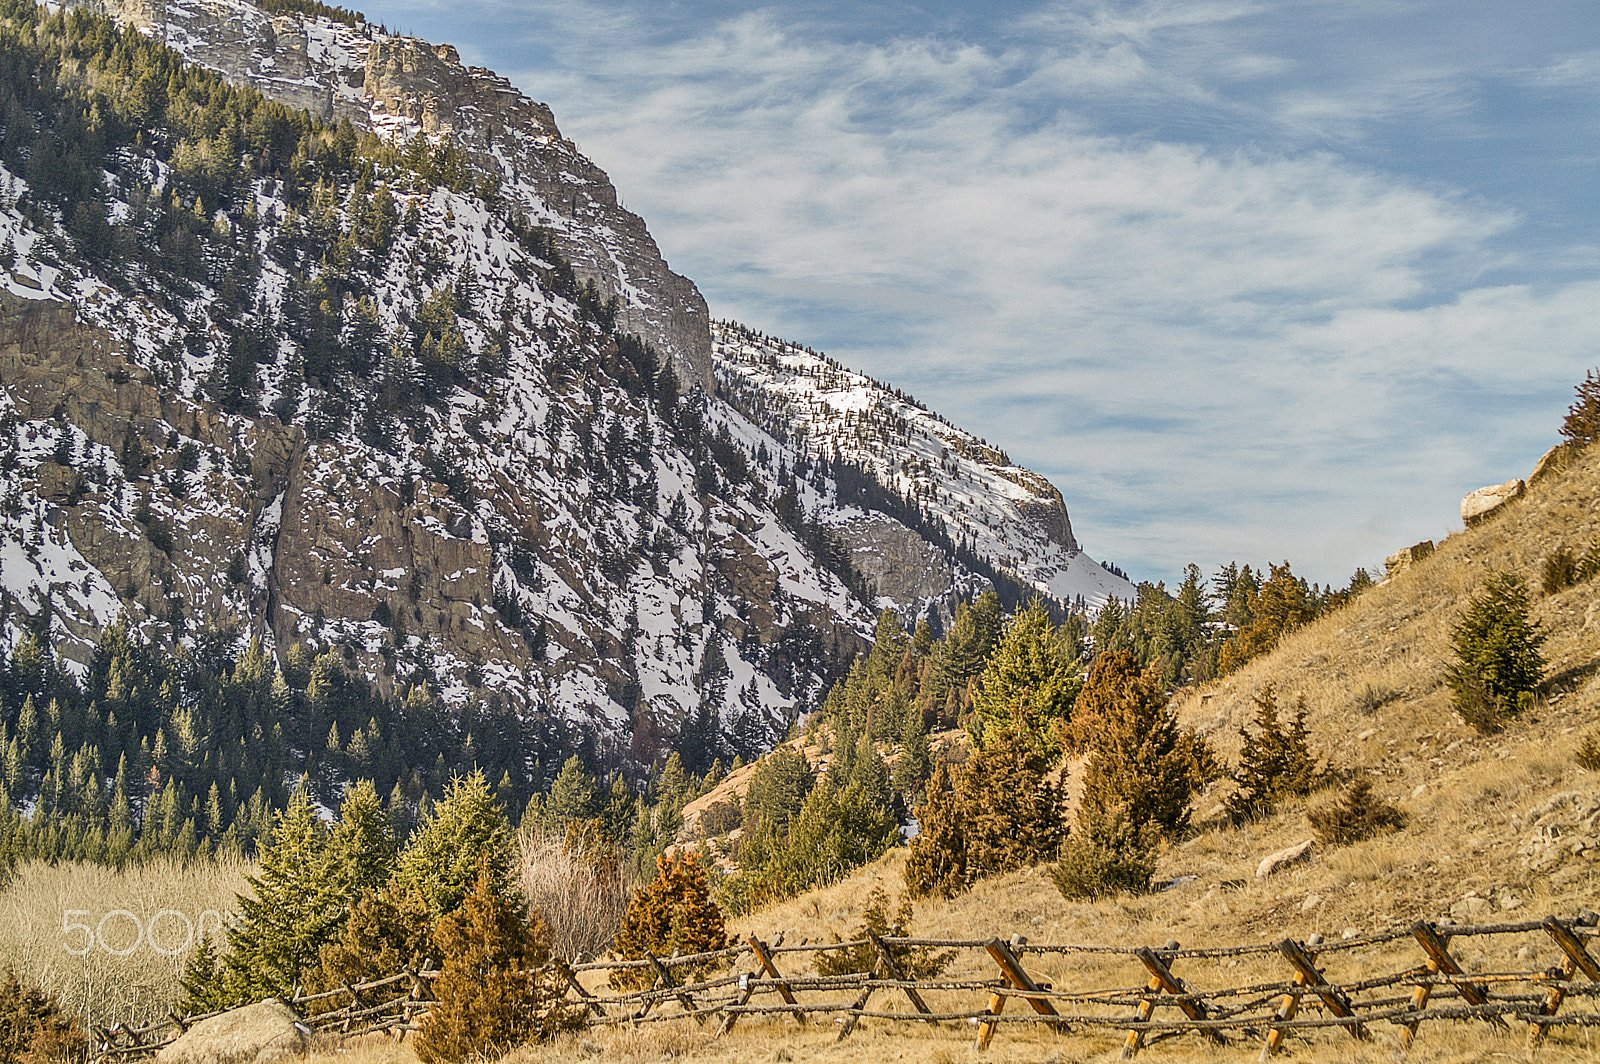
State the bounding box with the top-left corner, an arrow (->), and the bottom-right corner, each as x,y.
0,0 -> 1132,776
713,323 -> 1133,612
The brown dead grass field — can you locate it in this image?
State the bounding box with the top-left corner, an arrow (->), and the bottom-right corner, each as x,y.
0,856 -> 253,1030
308,1006 -> 1600,1064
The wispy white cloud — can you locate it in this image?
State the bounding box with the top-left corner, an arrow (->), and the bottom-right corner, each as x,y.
366,0 -> 1600,584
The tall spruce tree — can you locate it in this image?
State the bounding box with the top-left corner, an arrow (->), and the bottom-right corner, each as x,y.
323,779 -> 397,900
396,770 -> 515,921
540,755 -> 600,832
1444,571 -> 1546,729
1074,650 -> 1207,838
903,763 -> 967,898
969,599 -> 1081,759
1226,685 -> 1324,820
417,862 -> 573,1063
220,786 -> 341,999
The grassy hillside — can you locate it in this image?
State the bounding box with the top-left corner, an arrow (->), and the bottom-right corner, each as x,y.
280,443 -> 1600,1064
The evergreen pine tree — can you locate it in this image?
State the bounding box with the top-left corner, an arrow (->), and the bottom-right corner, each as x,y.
969,599 -> 1081,758
1050,806 -> 1155,900
0,969 -> 80,1064
178,936 -> 230,1015
1226,685 -> 1325,820
1444,571 -> 1546,731
1560,367 -> 1600,444
741,745 -> 814,834
541,755 -> 599,831
1307,777 -> 1406,848
221,786 -> 341,999
396,770 -> 514,921
815,886 -> 952,978
1075,651 -> 1209,838
903,762 -> 967,899
610,852 -> 726,991
894,708 -> 933,803
956,710 -> 1062,879
324,779 -> 397,900
314,884 -> 433,997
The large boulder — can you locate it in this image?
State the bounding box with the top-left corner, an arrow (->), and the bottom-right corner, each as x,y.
1385,540 -> 1434,576
1461,479 -> 1524,527
156,999 -> 310,1064
1256,838 -> 1315,879
1528,441 -> 1581,486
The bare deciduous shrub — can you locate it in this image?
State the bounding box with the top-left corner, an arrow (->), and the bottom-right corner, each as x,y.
515,827 -> 632,963
0,858 -> 252,1031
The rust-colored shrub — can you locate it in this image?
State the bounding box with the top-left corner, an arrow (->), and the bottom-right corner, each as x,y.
609,853 -> 726,992
417,864 -> 576,1064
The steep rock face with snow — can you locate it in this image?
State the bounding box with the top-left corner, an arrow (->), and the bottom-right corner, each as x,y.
1,0 -> 1131,772
713,324 -> 1135,612
78,0 -> 714,390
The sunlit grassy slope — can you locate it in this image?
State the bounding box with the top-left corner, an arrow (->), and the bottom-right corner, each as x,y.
542,440 -> 1600,1063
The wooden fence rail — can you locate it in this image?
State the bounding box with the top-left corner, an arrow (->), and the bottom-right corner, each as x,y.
91,910 -> 1600,1061
565,909 -> 1600,1057
91,967 -> 440,1061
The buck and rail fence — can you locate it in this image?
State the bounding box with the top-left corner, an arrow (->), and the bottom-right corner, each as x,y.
562,909 -> 1600,1057
91,966 -> 441,1061
92,910 -> 1600,1060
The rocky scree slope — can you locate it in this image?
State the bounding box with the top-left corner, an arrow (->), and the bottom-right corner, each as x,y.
0,0 -> 1127,772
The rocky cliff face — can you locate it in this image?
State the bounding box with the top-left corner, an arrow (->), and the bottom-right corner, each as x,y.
0,292 -> 292,668
2,0 -> 1130,771
76,0 -> 714,391
712,323 -> 1134,611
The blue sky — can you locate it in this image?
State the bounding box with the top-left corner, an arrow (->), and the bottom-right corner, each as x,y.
364,0 -> 1600,588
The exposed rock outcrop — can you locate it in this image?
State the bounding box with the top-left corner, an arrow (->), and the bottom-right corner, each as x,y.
1385,540 -> 1434,575
1256,838 -> 1315,878
1461,479 -> 1524,527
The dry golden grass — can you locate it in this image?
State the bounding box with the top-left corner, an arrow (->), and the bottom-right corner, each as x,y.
0,856 -> 253,1030
299,1008 -> 1600,1064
